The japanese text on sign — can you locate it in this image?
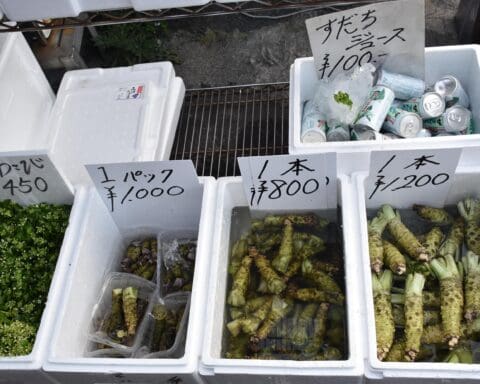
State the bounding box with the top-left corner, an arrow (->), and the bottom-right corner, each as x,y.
365,149 -> 461,209
305,0 -> 425,80
238,153 -> 337,211
86,161 -> 202,231
0,152 -> 73,205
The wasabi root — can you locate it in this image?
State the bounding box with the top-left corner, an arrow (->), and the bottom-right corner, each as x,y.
382,205 -> 429,261
422,227 -> 444,261
304,303 -> 330,357
372,270 -> 394,360
430,255 -> 464,348
413,204 -> 452,225
227,253 -> 253,307
458,198 -> 480,255
251,248 -> 286,294
122,287 -> 138,336
250,296 -> 292,343
462,251 -> 480,321
271,219 -> 294,274
302,259 -> 344,302
383,240 -> 407,275
368,210 -> 391,273
438,217 -> 465,260
404,273 -> 425,361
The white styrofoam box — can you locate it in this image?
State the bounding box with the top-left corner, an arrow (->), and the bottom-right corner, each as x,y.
200,176 -> 364,384
0,187 -> 89,384
289,45 -> 480,174
0,0 -> 210,21
43,177 -> 216,384
0,32 -> 54,152
46,62 -> 183,186
353,168 -> 480,383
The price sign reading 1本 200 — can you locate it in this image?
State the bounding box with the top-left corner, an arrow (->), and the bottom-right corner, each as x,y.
238,153 -> 337,211
86,160 -> 201,229
0,152 -> 73,205
365,149 -> 462,209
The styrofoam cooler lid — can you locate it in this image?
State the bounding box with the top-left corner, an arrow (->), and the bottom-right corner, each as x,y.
0,32 -> 54,152
47,62 -> 175,186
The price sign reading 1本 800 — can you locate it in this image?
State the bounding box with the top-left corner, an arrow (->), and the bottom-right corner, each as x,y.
238,153 -> 337,211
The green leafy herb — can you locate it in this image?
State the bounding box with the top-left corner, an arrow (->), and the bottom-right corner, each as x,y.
0,200 -> 71,356
333,91 -> 353,110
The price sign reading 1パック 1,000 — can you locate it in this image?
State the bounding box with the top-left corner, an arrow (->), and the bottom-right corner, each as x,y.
0,152 -> 73,205
86,160 -> 202,231
238,153 -> 337,211
365,149 -> 462,209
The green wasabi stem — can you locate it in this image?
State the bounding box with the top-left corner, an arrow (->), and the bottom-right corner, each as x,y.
151,304 -> 168,349
302,259 -> 344,302
391,290 -> 440,308
334,91 -> 353,109
438,217 -> 465,260
287,285 -> 344,305
271,219 -> 294,274
444,345 -> 473,364
251,248 -> 286,294
393,304 -> 440,327
462,251 -> 480,321
122,286 -> 138,336
304,303 -> 330,357
430,255 -> 464,348
264,214 -> 319,228
368,209 -> 392,273
381,205 -> 429,261
103,288 -> 124,337
225,334 -> 249,359
0,320 -> 36,357
404,273 -> 425,361
382,240 -> 407,275
291,303 -> 317,346
458,198 -> 480,255
315,346 -> 342,361
227,253 -> 253,307
229,237 -> 249,275
372,270 -> 394,361
413,205 -> 453,225
293,232 -> 326,260
250,296 -> 293,344
422,227 -> 444,261
241,296 -> 274,334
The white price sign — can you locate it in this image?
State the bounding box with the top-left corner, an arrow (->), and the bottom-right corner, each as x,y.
0,151 -> 73,205
365,148 -> 462,209
86,160 -> 202,230
306,0 -> 425,80
238,153 -> 337,211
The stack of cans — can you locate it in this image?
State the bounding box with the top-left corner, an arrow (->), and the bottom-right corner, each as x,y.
301,69 -> 474,143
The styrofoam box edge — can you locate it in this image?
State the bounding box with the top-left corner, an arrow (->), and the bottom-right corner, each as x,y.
289,45 -> 480,173
200,176 -> 364,379
153,77 -> 186,161
353,168 -> 480,381
0,187 -> 89,371
43,176 -> 216,375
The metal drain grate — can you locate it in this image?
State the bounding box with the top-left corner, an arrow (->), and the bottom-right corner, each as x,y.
170,83 -> 290,178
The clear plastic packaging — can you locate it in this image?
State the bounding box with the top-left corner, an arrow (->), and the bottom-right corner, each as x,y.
87,272 -> 156,354
135,292 -> 190,358
119,237 -> 158,282
157,231 -> 198,296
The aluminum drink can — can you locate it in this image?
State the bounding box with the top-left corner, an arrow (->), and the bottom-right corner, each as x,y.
416,128 -> 432,138
423,105 -> 472,133
354,85 -> 395,132
350,126 -> 378,141
326,120 -> 350,141
301,100 -> 327,142
434,75 -> 469,108
382,106 -> 422,138
400,92 -> 445,119
376,68 -> 425,100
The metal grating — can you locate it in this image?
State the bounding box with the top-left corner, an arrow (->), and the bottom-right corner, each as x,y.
170,83 -> 290,178
0,0 -> 385,33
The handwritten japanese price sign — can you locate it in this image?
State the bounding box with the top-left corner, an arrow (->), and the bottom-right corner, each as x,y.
86,160 -> 202,230
365,148 -> 461,209
0,151 -> 73,205
306,0 -> 425,80
238,153 -> 337,211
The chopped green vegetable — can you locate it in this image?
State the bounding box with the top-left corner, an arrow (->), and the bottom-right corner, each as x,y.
334,91 -> 353,109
